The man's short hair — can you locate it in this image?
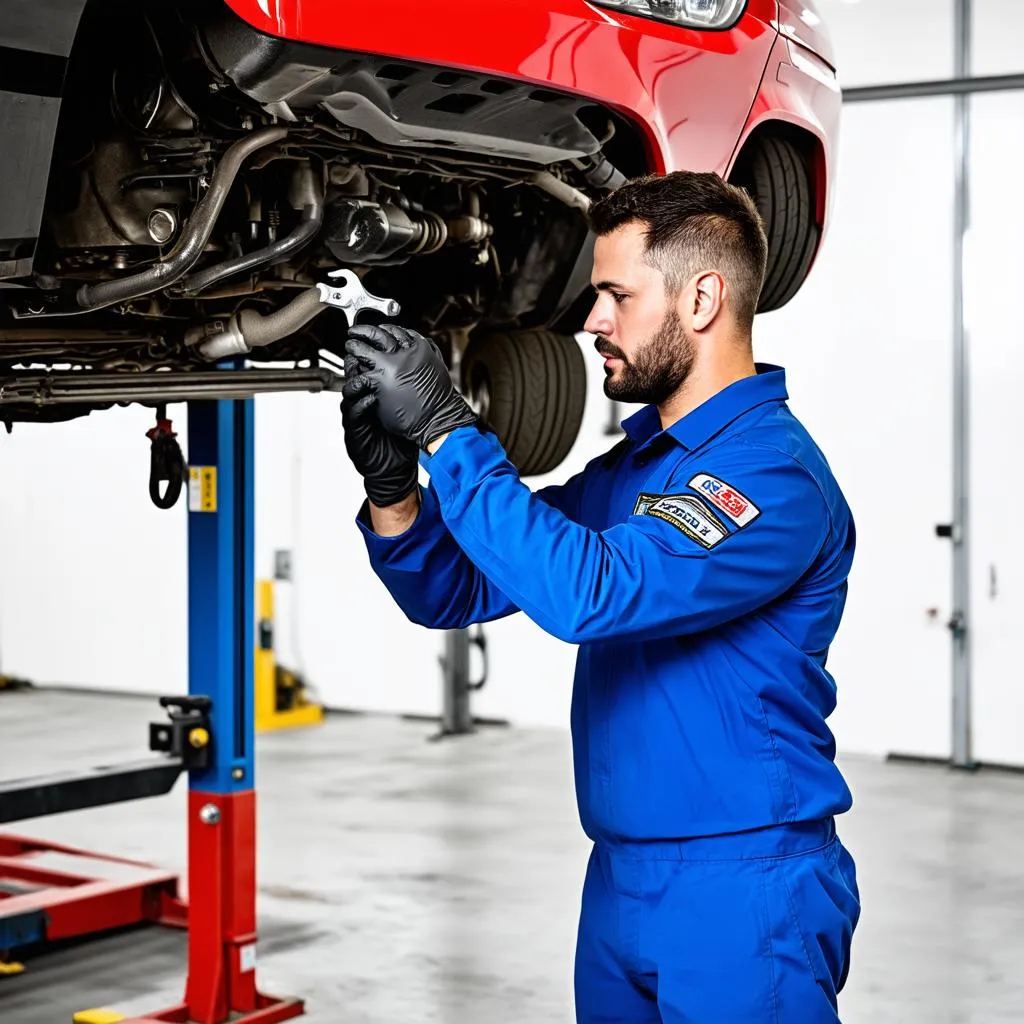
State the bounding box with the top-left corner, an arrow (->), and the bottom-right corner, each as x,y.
586,170 -> 769,331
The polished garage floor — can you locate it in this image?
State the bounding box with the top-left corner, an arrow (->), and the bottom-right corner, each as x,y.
1,689 -> 1022,1023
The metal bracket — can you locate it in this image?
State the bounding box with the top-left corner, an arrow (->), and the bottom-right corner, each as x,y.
149,694 -> 213,771
946,609 -> 967,639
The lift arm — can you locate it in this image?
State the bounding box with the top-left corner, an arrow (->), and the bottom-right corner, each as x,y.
0,695 -> 211,825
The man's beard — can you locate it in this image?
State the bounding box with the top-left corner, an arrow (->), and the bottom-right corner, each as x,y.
598,308 -> 695,405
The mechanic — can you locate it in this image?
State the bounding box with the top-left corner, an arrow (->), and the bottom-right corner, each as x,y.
340,170 -> 861,1023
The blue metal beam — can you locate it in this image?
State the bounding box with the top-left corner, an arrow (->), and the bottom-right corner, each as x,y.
186,398 -> 256,795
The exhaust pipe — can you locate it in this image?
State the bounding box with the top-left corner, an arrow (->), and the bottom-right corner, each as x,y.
176,161 -> 324,297
528,171 -> 591,213
193,286 -> 328,361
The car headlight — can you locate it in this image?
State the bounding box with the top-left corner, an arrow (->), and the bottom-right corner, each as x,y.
590,0 -> 747,30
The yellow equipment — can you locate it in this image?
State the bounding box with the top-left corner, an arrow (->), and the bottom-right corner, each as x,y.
255,579 -> 323,733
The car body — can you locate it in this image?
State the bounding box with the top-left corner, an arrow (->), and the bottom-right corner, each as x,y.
216,0 -> 839,194
0,0 -> 839,472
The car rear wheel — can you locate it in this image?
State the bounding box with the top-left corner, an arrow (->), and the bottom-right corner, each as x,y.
461,329 -> 587,478
730,133 -> 819,313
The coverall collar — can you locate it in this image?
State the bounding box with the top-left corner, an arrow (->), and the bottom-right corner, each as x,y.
620,363 -> 788,451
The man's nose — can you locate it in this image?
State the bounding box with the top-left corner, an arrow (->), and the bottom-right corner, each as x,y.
584,301 -> 612,338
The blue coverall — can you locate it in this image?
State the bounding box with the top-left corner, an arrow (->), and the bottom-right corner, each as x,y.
356,364 -> 861,1022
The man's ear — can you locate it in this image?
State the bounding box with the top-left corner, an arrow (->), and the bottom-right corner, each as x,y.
691,270 -> 725,332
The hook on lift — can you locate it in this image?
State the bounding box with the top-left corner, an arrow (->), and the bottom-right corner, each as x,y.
146,404 -> 187,510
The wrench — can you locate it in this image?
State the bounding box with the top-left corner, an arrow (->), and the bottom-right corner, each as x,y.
316,269 -> 401,326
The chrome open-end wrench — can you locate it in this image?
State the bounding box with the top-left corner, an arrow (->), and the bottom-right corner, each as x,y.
316,269 -> 401,326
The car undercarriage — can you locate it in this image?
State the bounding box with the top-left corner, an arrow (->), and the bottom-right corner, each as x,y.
0,0 -> 830,478
0,0 -> 644,467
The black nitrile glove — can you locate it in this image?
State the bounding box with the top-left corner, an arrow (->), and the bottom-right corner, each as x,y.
341,351 -> 420,507
344,324 -> 478,452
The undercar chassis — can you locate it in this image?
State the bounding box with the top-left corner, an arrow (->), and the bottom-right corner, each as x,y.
0,0 -> 827,495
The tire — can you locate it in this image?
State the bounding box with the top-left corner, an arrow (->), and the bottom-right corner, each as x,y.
460,329 -> 587,478
730,133 -> 820,313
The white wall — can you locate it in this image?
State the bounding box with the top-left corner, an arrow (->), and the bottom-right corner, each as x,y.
0,406 -> 188,696
752,96 -> 957,759
971,0 -> 1024,76
815,0 -> 1024,85
815,0 -> 954,87
963,89 -> 1024,767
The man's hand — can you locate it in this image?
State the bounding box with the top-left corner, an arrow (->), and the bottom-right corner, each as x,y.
345,323 -> 477,451
341,352 -> 420,508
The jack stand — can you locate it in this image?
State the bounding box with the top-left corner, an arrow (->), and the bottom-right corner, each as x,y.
432,625 -> 489,740
255,579 -> 323,733
75,398 -> 303,1024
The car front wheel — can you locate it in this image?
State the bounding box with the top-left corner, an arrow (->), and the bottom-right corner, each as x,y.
461,329 -> 587,478
730,132 -> 820,313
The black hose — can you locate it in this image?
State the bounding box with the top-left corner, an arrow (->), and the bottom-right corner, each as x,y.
176,162 -> 324,297
177,201 -> 322,296
582,155 -> 626,192
147,406 -> 187,510
149,434 -> 186,509
75,126 -> 288,310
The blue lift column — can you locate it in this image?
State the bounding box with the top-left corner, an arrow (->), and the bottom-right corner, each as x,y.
133,397 -> 303,1024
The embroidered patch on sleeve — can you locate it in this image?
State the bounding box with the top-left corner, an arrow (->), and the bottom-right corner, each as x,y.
687,473 -> 761,527
633,492 -> 728,549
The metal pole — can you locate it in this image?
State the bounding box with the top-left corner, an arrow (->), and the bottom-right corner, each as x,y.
438,340 -> 477,738
441,628 -> 474,736
184,398 -> 260,1018
843,70 -> 1024,103
951,0 -> 973,768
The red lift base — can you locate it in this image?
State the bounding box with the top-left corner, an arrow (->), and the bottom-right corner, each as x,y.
117,995 -> 305,1024
0,833 -> 186,957
75,791 -> 307,1024
112,790 -> 305,1024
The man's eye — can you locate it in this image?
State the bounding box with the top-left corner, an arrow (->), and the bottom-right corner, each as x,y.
612,292 -> 627,304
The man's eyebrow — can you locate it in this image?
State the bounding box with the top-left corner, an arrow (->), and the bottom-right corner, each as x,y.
593,280 -> 628,292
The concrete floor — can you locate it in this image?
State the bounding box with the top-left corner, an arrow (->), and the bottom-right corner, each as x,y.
1,689 -> 1022,1024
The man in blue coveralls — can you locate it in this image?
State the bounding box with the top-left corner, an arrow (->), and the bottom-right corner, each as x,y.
340,170 -> 861,1022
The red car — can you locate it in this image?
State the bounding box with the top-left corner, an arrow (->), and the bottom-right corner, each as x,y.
0,0 -> 838,474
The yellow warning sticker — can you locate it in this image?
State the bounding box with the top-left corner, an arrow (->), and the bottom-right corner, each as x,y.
188,466 -> 217,513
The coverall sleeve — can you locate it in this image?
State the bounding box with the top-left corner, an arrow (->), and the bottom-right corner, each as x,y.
355,460 -> 588,630
419,426 -> 833,644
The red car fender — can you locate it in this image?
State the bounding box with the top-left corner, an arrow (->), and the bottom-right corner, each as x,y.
775,0 -> 837,70
220,0 -> 781,179
729,26 -> 841,248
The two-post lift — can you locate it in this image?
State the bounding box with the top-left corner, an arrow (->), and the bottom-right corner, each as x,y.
0,396 -> 304,1023
0,268 -> 498,1016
